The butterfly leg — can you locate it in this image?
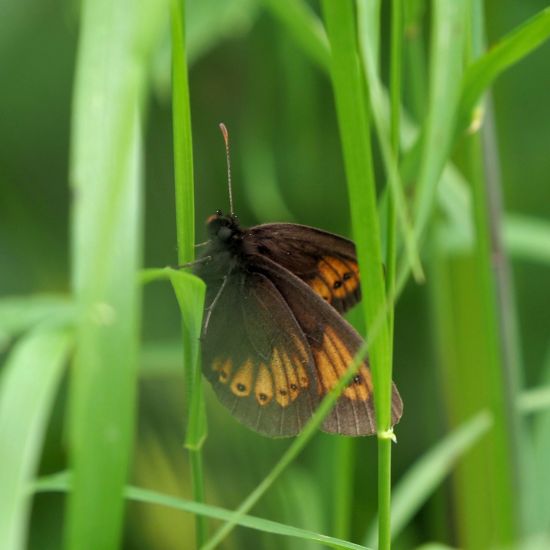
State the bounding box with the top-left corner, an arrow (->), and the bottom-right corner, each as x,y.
202,271 -> 231,337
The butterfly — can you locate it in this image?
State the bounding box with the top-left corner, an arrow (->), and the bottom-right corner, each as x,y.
190,124 -> 403,437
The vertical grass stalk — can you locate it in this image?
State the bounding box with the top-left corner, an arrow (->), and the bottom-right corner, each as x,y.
466,129 -> 518,544
413,0 -> 467,242
170,0 -> 207,545
321,2 -> 394,548
66,0 -> 150,547
386,0 -> 402,367
380,3 -> 402,546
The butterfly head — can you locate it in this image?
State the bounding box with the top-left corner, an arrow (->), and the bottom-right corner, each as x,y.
206,209 -> 241,243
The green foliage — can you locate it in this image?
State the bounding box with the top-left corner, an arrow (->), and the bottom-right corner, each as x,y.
1,0 -> 550,548
0,328 -> 71,550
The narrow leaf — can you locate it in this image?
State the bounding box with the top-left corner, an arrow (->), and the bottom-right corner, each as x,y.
34,474 -> 369,550
0,294 -> 73,348
168,269 -> 206,449
66,0 -> 167,547
457,8 -> 550,139
0,328 -> 71,550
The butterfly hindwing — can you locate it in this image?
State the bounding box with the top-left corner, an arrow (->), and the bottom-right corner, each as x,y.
245,223 -> 361,314
252,255 -> 403,436
201,268 -> 320,437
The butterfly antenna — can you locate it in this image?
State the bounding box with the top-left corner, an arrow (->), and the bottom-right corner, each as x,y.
219,122 -> 234,215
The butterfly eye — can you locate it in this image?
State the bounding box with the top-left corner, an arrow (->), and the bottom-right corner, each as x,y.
216,209 -> 223,216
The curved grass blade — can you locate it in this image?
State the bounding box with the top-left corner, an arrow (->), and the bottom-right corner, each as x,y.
0,294 -> 73,348
0,328 -> 71,550
34,473 -> 369,550
456,7 -> 550,140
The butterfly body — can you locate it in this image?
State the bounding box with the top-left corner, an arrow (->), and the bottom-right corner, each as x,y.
194,210 -> 402,437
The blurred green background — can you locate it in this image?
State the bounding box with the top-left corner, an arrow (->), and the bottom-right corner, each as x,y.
1,0 -> 550,549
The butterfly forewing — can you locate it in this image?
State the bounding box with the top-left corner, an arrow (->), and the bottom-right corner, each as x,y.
201,269 -> 320,437
246,223 -> 361,314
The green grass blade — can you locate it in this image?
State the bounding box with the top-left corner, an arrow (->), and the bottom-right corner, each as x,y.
397,6 -> 550,287
260,0 -> 330,72
457,7 -> 550,139
128,486 -> 366,550
171,0 -> 208,545
402,0 -> 428,122
504,214 -> 550,266
266,0 -> 426,308
386,0 -> 404,323
168,269 -> 206,449
519,386 -> 550,415
321,2 -> 395,548
413,0 -> 468,241
363,383 -> 550,546
321,0 -> 390,435
461,71 -> 521,549
356,0 -> 381,72
365,412 -> 493,546
264,0 -> 459,287
0,327 -> 71,550
66,0 -> 166,547
332,438 -> 356,540
533,349 -> 550,534
436,165 -> 474,253
171,0 -> 195,266
0,295 -> 73,346
34,473 -> 369,550
357,0 -> 424,283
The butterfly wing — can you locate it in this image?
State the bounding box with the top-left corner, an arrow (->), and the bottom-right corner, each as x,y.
245,223 -> 361,314
253,255 -> 403,436
200,267 -> 320,437
200,257 -> 402,437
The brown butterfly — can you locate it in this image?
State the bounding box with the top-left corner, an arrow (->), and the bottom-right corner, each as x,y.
191,125 -> 403,437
